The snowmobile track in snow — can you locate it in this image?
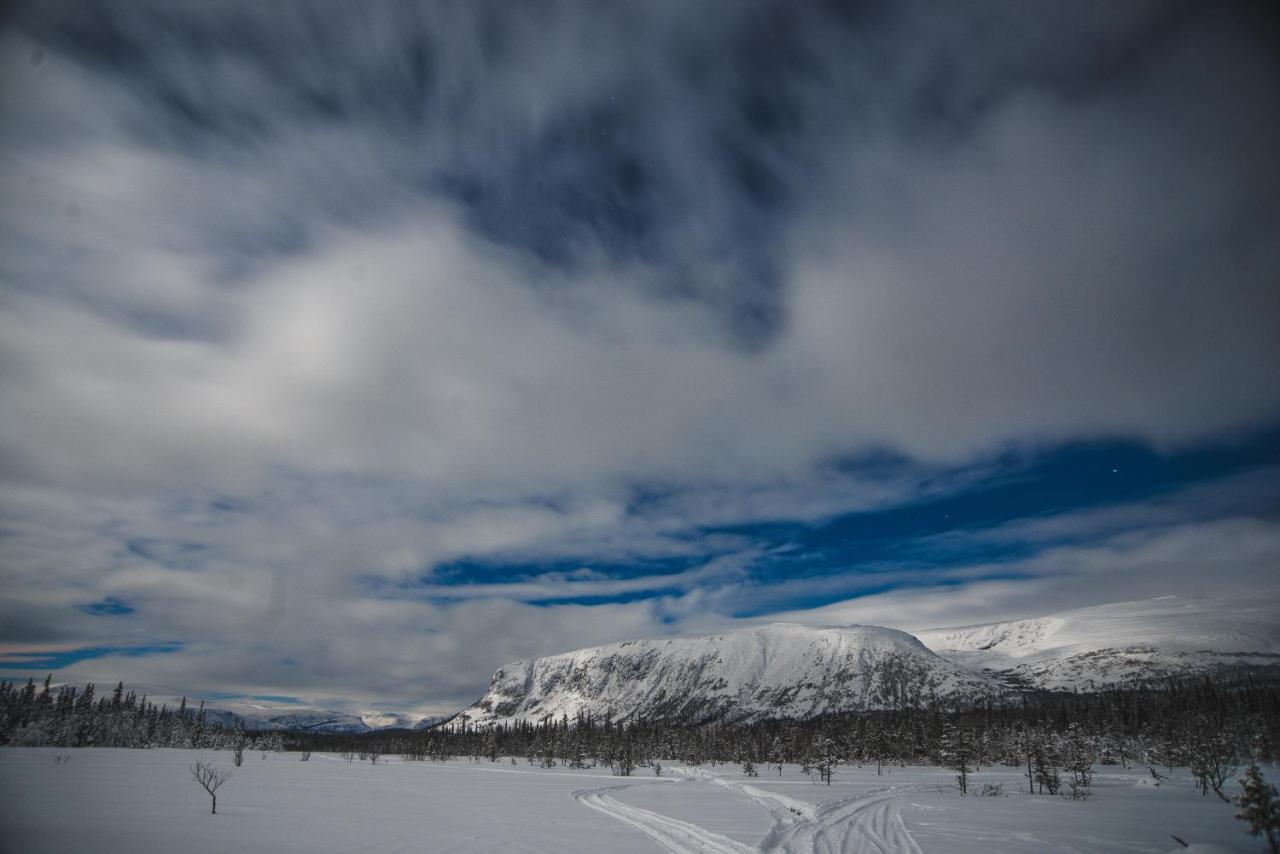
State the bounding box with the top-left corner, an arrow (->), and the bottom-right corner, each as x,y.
765,787 -> 924,854
574,774 -> 923,854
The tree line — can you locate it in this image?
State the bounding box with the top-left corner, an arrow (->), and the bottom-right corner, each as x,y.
0,675 -> 282,751
288,668 -> 1280,796
5,667 -> 1277,799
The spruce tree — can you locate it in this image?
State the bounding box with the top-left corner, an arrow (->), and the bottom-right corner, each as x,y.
941,723 -> 973,795
1236,764 -> 1280,854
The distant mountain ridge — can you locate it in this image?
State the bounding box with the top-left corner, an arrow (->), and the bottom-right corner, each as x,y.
914,595 -> 1280,690
456,623 -> 997,727
200,702 -> 373,734
200,703 -> 445,734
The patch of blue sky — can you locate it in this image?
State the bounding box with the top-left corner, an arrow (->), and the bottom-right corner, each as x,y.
0,642 -> 183,672
80,597 -> 136,616
425,554 -> 705,587
205,691 -> 301,704
363,430 -> 1279,614
525,588 -> 685,608
724,431 -> 1280,576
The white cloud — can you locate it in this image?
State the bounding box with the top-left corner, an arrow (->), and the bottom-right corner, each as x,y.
773,516 -> 1280,633
2,1 -> 1278,712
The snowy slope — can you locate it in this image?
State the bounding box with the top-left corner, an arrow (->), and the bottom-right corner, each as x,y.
411,715 -> 454,730
458,623 -> 997,726
915,595 -> 1280,690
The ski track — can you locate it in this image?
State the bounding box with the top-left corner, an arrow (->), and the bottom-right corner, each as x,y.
575,770 -> 924,854
573,782 -> 756,854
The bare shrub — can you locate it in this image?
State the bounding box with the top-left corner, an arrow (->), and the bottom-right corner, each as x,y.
191,760 -> 231,815
1063,778 -> 1092,801
1189,730 -> 1237,803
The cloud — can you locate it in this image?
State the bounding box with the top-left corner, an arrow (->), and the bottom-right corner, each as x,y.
3,3 -> 1276,493
772,515 -> 1280,633
1,1 -> 1278,712
21,595 -> 682,716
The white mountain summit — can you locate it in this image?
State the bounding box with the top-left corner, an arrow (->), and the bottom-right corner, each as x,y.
914,595 -> 1280,691
451,595 -> 1280,728
457,623 -> 996,727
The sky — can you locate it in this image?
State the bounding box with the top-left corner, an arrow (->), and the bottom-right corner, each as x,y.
1,0 -> 1278,719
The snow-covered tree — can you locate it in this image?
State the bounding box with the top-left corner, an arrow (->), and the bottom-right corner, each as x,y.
941,723 -> 974,795
1063,723 -> 1094,800
809,734 -> 841,786
1236,764 -> 1280,854
767,735 -> 787,777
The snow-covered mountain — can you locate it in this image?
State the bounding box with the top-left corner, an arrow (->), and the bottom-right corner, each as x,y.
361,712 -> 452,730
457,623 -> 997,726
201,702 -> 446,733
201,702 -> 372,734
915,595 -> 1280,691
411,715 -> 454,730
358,712 -> 415,730
200,702 -> 449,733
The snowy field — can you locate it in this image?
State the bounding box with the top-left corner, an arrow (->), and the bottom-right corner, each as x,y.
0,748 -> 1259,853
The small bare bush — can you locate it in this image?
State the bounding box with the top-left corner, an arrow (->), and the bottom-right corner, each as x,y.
191,760 -> 230,815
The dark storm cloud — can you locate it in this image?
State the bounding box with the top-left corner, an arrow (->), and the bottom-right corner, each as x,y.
2,0 -> 1278,713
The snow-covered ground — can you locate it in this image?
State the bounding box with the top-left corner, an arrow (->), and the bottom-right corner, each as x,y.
0,748 -> 1260,853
